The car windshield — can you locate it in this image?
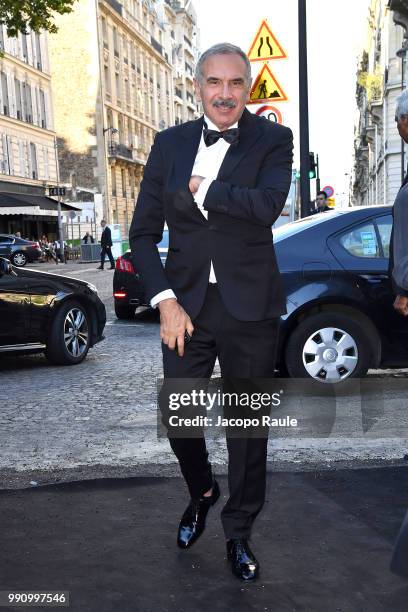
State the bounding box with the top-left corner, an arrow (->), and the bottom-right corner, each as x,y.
273,212 -> 338,243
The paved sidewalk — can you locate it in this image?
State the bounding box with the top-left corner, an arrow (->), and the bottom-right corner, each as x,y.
1,467 -> 408,612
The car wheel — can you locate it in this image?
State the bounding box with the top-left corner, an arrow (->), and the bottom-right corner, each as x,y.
11,251 -> 27,267
46,300 -> 90,365
115,301 -> 135,320
284,312 -> 372,383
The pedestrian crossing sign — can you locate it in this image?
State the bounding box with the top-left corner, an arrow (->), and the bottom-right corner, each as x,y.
249,64 -> 288,104
247,19 -> 287,62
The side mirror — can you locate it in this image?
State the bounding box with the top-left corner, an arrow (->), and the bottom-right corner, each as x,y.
0,257 -> 12,277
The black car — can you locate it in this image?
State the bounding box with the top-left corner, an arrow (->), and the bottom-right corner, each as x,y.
0,234 -> 43,267
0,257 -> 106,365
113,206 -> 408,383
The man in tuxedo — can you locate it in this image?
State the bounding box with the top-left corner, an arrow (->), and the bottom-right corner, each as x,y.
97,219 -> 115,270
391,91 -> 408,316
129,42 -> 293,581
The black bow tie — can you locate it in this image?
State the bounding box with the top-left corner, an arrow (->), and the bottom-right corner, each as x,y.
203,125 -> 239,147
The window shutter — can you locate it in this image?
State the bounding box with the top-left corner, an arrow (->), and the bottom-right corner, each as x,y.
7,73 -> 16,118
19,140 -> 25,176
31,84 -> 38,125
7,135 -> 14,175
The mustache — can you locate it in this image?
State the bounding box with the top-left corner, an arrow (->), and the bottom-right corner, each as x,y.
212,99 -> 237,108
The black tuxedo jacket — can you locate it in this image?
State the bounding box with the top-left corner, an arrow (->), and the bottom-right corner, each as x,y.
388,170 -> 408,297
101,226 -> 112,248
129,108 -> 293,321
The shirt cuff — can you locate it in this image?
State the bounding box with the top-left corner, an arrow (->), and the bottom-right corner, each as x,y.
150,289 -> 177,309
194,177 -> 213,207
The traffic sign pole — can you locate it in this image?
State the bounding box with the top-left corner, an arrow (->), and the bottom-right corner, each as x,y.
298,0 -> 311,217
316,154 -> 321,197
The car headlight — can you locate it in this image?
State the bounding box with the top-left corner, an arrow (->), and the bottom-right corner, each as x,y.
87,283 -> 98,294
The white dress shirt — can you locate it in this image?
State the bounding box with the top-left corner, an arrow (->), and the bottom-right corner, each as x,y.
150,115 -> 237,308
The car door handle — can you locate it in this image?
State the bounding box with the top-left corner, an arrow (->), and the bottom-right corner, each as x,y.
359,274 -> 389,281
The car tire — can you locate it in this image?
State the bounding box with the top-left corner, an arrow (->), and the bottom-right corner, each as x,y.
46,300 -> 90,365
284,312 -> 372,383
11,251 -> 27,267
114,301 -> 135,320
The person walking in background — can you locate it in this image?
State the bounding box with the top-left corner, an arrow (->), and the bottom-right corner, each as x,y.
82,232 -> 95,244
53,239 -> 67,264
97,220 -> 115,270
313,190 -> 331,213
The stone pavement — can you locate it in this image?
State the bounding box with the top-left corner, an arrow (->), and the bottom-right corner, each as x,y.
1,468 -> 408,612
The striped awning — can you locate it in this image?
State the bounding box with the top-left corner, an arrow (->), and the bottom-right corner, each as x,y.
0,192 -> 80,216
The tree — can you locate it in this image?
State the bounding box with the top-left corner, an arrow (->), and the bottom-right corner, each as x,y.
0,1 -> 77,37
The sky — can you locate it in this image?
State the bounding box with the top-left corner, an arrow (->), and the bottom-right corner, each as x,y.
193,0 -> 370,206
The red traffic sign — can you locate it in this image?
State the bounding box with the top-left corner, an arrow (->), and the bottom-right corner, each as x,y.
322,185 -> 334,197
255,105 -> 283,124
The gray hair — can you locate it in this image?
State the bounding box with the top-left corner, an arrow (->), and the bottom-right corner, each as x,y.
195,42 -> 252,86
396,90 -> 408,120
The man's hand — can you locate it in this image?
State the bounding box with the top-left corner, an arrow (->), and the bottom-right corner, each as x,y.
158,298 -> 194,357
189,175 -> 205,195
393,295 -> 408,316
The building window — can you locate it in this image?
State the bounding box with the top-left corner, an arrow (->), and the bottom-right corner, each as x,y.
0,25 -> 4,51
35,33 -> 42,70
18,141 -> 26,176
125,78 -> 130,106
121,168 -> 126,196
1,73 -> 9,116
22,82 -> 33,123
123,35 -> 128,63
14,78 -> 23,120
111,166 -> 117,196
21,33 -> 28,62
39,89 -> 46,128
104,64 -> 111,94
113,28 -> 119,57
115,72 -> 121,101
29,142 -> 38,179
129,169 -> 135,199
102,17 -> 108,46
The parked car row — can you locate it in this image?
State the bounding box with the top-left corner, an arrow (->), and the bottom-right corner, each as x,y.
2,206 -> 407,380
113,206 -> 408,384
0,234 -> 43,267
0,257 -> 106,365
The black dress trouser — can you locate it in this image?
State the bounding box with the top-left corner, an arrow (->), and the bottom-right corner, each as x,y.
160,283 -> 279,540
100,246 -> 115,267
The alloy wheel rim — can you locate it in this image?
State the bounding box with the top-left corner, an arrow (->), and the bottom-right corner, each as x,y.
64,307 -> 89,357
14,253 -> 26,265
302,326 -> 358,383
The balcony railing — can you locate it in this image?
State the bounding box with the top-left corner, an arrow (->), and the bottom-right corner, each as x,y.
151,36 -> 163,55
108,143 -> 133,160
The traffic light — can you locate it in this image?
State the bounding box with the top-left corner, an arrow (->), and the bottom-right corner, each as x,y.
308,152 -> 316,179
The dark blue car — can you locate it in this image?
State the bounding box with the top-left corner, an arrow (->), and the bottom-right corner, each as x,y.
113,206 -> 408,383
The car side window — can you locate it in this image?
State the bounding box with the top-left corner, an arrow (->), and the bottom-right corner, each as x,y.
0,236 -> 11,243
339,222 -> 380,258
375,214 -> 393,258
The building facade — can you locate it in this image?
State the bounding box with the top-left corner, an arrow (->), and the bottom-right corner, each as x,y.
0,24 -> 66,237
354,0 -> 407,207
48,0 -> 199,242
162,0 -> 199,126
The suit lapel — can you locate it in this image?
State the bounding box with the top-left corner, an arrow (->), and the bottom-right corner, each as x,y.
177,116 -> 204,187
216,108 -> 262,181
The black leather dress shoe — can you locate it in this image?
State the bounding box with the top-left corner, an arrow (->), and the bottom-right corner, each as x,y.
177,479 -> 220,549
226,539 -> 259,581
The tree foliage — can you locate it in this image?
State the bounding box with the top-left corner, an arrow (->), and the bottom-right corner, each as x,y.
0,0 -> 77,37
